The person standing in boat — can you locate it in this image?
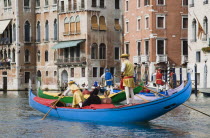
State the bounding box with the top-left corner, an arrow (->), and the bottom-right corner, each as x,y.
156,69 -> 164,92
101,68 -> 114,93
120,54 -> 135,105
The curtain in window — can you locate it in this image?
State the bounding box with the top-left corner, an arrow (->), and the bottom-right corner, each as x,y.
91,15 -> 98,30
70,17 -> 75,34
54,19 -> 58,40
114,19 -> 121,30
75,16 -> 80,34
99,16 -> 107,31
24,21 -> 30,42
99,43 -> 106,59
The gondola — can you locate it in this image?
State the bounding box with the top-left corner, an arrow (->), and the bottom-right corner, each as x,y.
29,74 -> 192,123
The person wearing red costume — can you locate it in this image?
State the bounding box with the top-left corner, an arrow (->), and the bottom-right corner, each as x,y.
156,69 -> 163,92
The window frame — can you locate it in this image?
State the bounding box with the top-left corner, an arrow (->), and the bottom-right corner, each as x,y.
156,15 -> 165,29
156,39 -> 166,55
182,15 -> 188,29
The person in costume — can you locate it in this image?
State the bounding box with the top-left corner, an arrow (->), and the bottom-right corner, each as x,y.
82,88 -> 101,107
101,68 -> 114,93
156,69 -> 163,92
120,54 -> 135,105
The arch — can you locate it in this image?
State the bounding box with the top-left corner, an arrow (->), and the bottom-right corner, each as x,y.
37,50 -> 41,62
91,15 -> 98,30
99,16 -> 107,30
99,43 -> 106,59
192,18 -> 197,41
91,43 -> 98,59
61,70 -> 68,87
24,20 -> 31,42
37,70 -> 42,77
75,16 -> 80,33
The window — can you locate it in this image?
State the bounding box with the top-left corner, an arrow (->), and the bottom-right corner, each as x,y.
100,0 -> 105,8
99,16 -> 107,31
46,71 -> 48,76
36,21 -> 41,42
81,0 -> 85,8
93,67 -> 97,77
144,0 -> 150,6
91,43 -> 98,59
12,49 -> 15,62
45,0 -> 49,6
24,21 -> 30,42
25,49 -> 30,62
82,68 -> 85,77
137,0 -> 141,8
137,41 -> 141,56
115,47 -> 120,60
70,17 -> 75,34
203,0 -> 208,5
64,18 -> 70,35
126,1 -> 128,11
182,40 -> 188,55
54,19 -> 58,40
145,17 -> 149,29
25,72 -> 30,83
37,50 -> 40,62
71,68 -> 74,77
182,16 -> 188,29
157,16 -> 165,28
92,0 -> 97,7
157,40 -> 165,55
126,21 -> 129,32
137,18 -> 141,30
157,0 -> 164,5
24,0 -> 30,11
192,19 -> 197,42
115,0 -> 120,9
203,17 -> 208,41
36,0 -> 40,7
145,41 -> 149,55
114,19 -> 121,31
182,0 -> 188,6
54,71 -> 57,76
100,67 -> 104,77
91,15 -> 98,30
125,43 -> 129,54
196,51 -> 201,62
99,43 -> 106,59
61,1 -> 64,12
68,0 -> 72,11
45,51 -> 48,62
13,24 -> 16,42
75,16 -> 80,34
45,20 -> 49,41
73,0 -> 77,10
190,0 -> 194,7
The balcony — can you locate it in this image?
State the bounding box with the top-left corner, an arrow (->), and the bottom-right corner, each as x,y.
133,56 -> 141,64
0,61 -> 11,70
181,55 -> 188,64
55,57 -> 86,66
156,54 -> 167,63
140,55 -> 149,63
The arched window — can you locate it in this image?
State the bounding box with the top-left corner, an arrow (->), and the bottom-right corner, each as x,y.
36,21 -> 41,42
25,49 -> 30,62
54,19 -> 58,40
91,43 -> 98,59
64,17 -> 69,35
45,50 -> 48,62
13,24 -> 16,42
203,16 -> 208,41
37,50 -> 40,62
99,43 -> 106,59
37,70 -> 42,85
75,16 -> 80,34
91,15 -> 98,30
24,21 -> 30,42
4,50 -> 7,59
8,49 -> 11,59
12,49 -> 15,62
99,16 -> 107,30
70,16 -> 75,34
192,19 -> 196,42
45,20 -> 49,41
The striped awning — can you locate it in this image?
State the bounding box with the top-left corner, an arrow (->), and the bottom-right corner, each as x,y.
0,19 -> 11,35
52,39 -> 85,49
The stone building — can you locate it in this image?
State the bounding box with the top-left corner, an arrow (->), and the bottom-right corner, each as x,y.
0,0 -> 122,91
123,0 -> 188,82
188,0 -> 210,88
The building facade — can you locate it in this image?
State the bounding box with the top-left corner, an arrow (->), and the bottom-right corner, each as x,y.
123,0 -> 188,82
188,0 -> 210,88
0,0 -> 123,91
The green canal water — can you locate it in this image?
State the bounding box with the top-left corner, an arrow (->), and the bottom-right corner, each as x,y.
0,91 -> 210,138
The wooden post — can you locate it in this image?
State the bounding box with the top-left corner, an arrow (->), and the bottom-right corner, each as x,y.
194,64 -> 198,96
180,66 -> 182,85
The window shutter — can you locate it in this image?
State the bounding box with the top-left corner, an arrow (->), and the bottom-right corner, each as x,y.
76,22 -> 80,33
64,23 -> 69,34
99,16 -> 107,31
70,22 -> 75,34
91,16 -> 98,30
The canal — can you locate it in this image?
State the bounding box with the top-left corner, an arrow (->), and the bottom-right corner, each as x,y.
0,91 -> 210,138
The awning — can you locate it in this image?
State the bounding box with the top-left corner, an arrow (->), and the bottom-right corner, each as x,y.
0,19 -> 11,35
52,39 -> 85,49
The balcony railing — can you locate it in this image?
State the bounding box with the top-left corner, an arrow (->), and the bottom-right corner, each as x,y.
0,61 -> 11,70
181,55 -> 188,64
55,57 -> 86,65
133,56 -> 141,64
4,7 -> 12,12
140,55 -> 149,63
156,54 -> 167,63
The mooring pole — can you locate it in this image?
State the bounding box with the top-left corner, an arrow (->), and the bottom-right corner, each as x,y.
180,66 -> 182,85
173,65 -> 177,88
194,64 -> 198,96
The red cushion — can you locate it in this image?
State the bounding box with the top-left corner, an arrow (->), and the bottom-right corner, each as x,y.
90,104 -> 115,109
34,97 -> 56,106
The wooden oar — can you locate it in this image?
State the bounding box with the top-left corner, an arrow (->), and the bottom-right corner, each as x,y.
135,94 -> 149,102
140,86 -> 210,118
41,96 -> 63,120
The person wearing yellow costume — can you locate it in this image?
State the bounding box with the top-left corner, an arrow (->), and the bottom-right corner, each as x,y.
120,54 -> 135,105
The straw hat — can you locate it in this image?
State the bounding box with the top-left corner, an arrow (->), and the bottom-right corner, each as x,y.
120,54 -> 129,58
68,80 -> 75,84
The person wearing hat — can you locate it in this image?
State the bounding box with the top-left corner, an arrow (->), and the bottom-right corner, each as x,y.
101,68 -> 114,93
120,54 -> 135,105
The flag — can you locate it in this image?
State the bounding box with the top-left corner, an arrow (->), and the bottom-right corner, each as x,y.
193,11 -> 206,39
